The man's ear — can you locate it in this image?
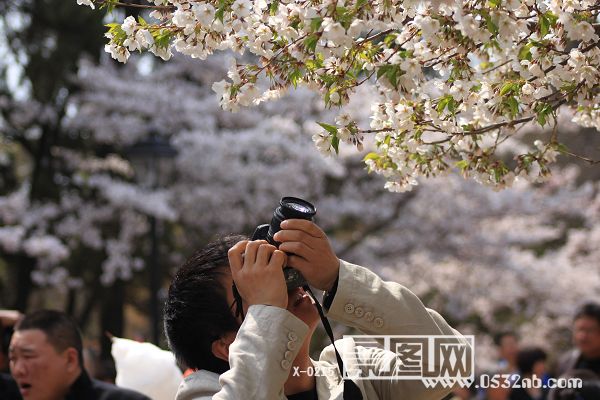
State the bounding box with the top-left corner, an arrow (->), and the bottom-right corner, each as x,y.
64,347 -> 80,373
211,332 -> 236,362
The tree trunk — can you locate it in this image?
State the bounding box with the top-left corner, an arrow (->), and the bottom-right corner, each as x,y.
100,280 -> 125,361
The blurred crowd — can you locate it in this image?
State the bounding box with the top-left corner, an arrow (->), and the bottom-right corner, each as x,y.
1,302 -> 599,400
447,302 -> 600,400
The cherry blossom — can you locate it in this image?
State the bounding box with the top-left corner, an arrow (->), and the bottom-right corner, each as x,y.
76,0 -> 600,191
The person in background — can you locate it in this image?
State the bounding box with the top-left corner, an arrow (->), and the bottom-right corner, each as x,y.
509,347 -> 548,400
494,332 -> 520,375
555,302 -> 600,378
0,310 -> 21,399
484,332 -> 521,400
1,310 -> 22,373
9,309 -> 150,400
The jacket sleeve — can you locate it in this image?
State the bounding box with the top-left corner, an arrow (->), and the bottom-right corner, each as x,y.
324,260 -> 471,400
211,305 -> 309,400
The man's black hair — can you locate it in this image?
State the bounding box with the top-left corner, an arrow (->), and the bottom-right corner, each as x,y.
14,310 -> 84,366
164,235 -> 246,374
493,331 -> 518,347
574,302 -> 600,325
516,347 -> 546,376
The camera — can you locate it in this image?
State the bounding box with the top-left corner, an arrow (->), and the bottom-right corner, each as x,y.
251,197 -> 316,290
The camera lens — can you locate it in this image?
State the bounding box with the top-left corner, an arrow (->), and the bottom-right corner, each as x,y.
280,197 -> 316,218
266,197 -> 316,244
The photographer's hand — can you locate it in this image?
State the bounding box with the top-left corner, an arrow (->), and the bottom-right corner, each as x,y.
0,310 -> 21,327
228,240 -> 288,309
274,219 -> 340,291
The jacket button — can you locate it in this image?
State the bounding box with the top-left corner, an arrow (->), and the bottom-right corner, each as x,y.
284,350 -> 293,360
288,332 -> 298,341
374,317 -> 384,328
364,312 -> 374,322
344,303 -> 355,314
287,341 -> 297,351
354,307 -> 364,318
281,360 -> 291,370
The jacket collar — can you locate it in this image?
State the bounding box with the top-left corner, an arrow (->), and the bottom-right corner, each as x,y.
65,370 -> 94,400
176,370 -> 221,400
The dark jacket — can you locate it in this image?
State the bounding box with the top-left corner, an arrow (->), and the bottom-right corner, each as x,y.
65,371 -> 150,400
0,373 -> 21,400
555,349 -> 600,378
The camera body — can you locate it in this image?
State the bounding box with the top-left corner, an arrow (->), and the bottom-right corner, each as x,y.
252,197 -> 316,290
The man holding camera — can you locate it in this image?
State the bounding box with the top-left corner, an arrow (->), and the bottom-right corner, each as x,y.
165,216 -> 468,400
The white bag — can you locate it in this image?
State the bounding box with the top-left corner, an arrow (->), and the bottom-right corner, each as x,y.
111,336 -> 183,400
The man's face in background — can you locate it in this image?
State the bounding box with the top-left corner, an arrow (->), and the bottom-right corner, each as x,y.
498,334 -> 519,364
573,316 -> 600,358
9,329 -> 77,400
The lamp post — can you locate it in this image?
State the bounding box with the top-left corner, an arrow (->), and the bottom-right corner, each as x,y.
126,131 -> 177,344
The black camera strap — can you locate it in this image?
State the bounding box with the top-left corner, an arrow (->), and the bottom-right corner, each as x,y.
244,221 -> 363,399
303,285 -> 363,400
232,283 -> 363,399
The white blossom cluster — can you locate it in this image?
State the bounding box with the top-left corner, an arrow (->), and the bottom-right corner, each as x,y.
77,0 -> 600,191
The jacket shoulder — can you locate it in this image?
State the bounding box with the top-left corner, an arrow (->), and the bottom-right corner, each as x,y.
555,349 -> 580,377
91,379 -> 151,400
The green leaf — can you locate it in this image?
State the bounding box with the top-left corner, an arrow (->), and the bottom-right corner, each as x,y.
537,112 -> 547,127
317,122 -> 338,136
506,96 -> 519,117
99,0 -> 118,12
138,16 -> 148,26
437,96 -> 450,114
436,95 -> 456,114
310,17 -> 323,32
105,23 -> 127,45
304,34 -> 318,53
484,14 -> 499,36
388,67 -> 398,88
215,8 -> 225,23
455,160 -> 469,171
383,34 -> 397,46
535,102 -> 553,127
499,82 -> 515,96
154,29 -> 172,49
289,68 -> 302,88
269,0 -> 279,15
354,0 -> 368,11
364,152 -> 379,161
376,65 -> 392,80
447,97 -> 457,114
555,143 -> 569,154
331,135 -> 340,154
539,12 -> 557,37
374,65 -> 404,88
540,14 -> 550,37
493,167 -> 503,183
518,43 -> 533,61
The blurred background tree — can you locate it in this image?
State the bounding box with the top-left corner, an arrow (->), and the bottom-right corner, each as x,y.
0,0 -> 136,363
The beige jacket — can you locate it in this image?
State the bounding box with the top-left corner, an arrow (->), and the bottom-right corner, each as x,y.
176,260 -> 467,400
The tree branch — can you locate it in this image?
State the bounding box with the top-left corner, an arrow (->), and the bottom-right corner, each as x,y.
94,0 -> 175,11
337,190 -> 416,259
